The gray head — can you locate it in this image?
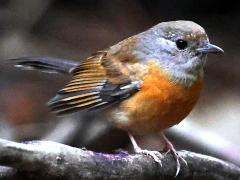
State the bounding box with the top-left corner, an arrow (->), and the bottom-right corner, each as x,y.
133,20 -> 223,86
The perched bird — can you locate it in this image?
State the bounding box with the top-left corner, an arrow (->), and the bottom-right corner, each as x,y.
10,20 -> 223,175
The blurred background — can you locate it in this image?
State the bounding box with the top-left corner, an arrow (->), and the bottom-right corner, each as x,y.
0,0 -> 239,166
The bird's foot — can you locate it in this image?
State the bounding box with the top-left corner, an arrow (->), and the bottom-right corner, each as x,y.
128,133 -> 162,167
164,140 -> 187,176
135,148 -> 163,167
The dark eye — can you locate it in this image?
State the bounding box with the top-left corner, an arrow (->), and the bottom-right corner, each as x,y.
176,39 -> 188,50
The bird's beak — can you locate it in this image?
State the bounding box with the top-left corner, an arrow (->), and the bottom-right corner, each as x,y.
196,43 -> 224,54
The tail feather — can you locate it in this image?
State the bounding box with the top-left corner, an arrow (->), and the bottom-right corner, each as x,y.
10,56 -> 79,74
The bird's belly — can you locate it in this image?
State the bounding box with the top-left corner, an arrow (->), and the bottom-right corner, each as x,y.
109,67 -> 203,135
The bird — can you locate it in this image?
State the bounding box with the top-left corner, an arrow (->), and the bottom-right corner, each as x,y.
10,20 -> 223,176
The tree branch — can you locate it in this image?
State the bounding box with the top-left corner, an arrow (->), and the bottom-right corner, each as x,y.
0,138 -> 239,180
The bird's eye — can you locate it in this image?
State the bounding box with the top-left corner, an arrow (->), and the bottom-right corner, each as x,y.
176,39 -> 188,50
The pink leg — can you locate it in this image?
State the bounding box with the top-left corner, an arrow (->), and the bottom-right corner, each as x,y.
160,132 -> 187,176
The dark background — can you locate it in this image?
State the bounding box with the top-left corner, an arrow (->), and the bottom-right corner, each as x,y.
0,0 -> 239,166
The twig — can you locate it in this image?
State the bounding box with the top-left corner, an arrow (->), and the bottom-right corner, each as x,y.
0,166 -> 16,180
0,138 -> 239,180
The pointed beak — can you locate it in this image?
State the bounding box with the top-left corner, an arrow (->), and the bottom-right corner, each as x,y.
196,43 -> 224,54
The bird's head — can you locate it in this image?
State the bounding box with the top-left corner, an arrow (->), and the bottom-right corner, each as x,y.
135,20 -> 224,86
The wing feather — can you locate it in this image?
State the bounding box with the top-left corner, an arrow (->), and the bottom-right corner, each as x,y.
48,50 -> 141,114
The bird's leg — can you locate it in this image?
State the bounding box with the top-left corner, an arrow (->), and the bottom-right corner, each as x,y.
128,133 -> 163,166
160,132 -> 187,176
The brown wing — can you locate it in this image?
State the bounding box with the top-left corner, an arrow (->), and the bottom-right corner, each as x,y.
48,50 -> 141,115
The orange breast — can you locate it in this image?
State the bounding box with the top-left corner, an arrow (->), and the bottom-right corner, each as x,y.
110,61 -> 203,135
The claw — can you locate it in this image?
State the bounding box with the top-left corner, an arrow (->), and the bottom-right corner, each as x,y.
128,133 -> 163,167
161,133 -> 188,176
135,149 -> 163,167
175,156 -> 180,177
179,154 -> 188,166
170,149 -> 188,177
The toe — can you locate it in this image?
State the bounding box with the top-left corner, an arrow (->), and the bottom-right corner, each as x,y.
179,155 -> 188,166
171,151 -> 188,176
136,149 -> 163,167
175,157 -> 180,177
